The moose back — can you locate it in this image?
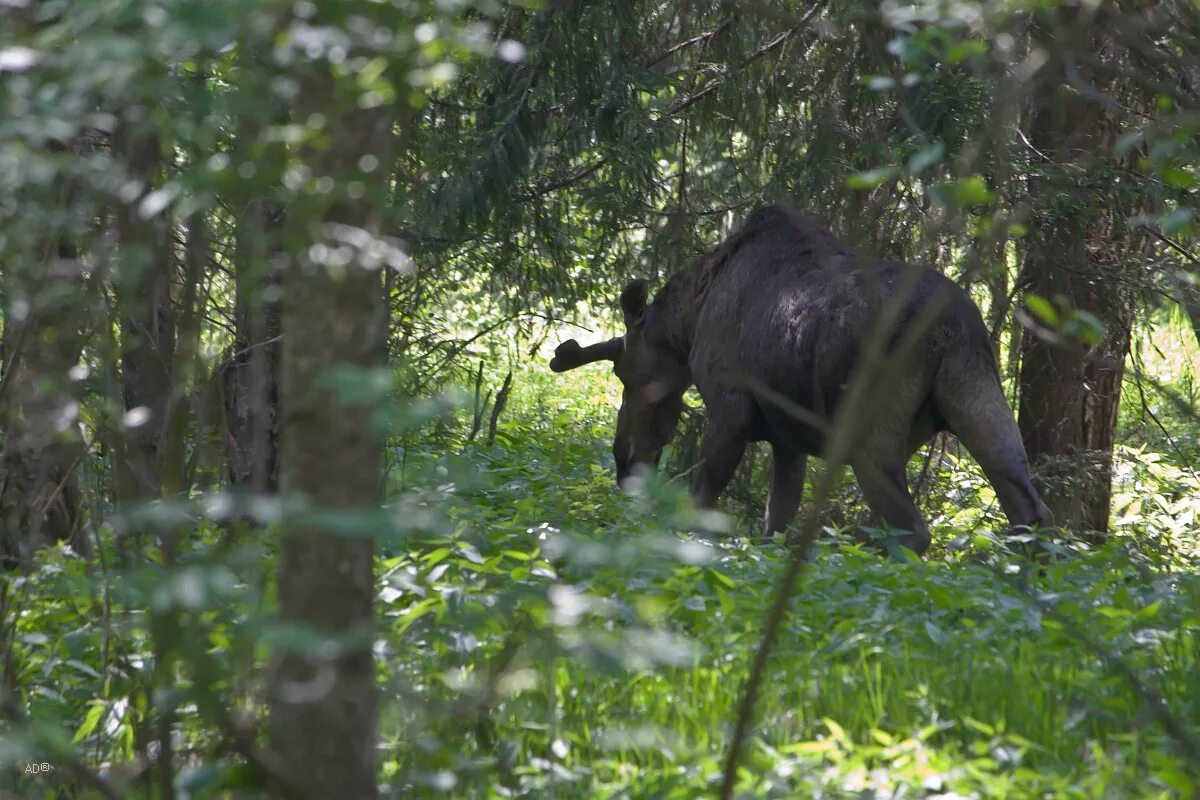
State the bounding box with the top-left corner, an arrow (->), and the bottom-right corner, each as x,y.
550,205 -> 1051,553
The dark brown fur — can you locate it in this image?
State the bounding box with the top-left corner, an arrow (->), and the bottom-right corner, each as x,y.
551,205 -> 1051,553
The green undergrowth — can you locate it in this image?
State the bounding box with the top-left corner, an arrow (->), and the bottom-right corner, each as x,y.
380,366 -> 1200,798
6,364 -> 1200,799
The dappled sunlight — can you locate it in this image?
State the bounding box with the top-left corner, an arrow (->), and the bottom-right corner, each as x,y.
3,0 -> 1198,796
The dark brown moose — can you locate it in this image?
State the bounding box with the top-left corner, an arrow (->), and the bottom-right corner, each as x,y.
550,206 -> 1051,554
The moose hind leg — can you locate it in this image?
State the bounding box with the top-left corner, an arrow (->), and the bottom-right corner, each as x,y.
852,459 -> 931,557
933,358 -> 1053,532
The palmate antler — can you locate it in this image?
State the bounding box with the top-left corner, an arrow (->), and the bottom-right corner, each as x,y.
548,336 -> 624,372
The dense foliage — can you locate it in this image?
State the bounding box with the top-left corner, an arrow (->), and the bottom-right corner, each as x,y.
6,363 -> 1200,797
1,0 -> 1199,797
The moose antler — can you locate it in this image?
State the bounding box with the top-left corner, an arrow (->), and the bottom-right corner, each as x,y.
548,336 -> 624,372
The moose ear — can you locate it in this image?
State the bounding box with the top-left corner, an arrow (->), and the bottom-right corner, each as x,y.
619,279 -> 650,328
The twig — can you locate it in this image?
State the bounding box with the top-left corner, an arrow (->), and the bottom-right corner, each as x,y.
1014,125 -> 1052,163
1142,225 -> 1200,268
487,371 -> 514,446
469,359 -> 488,441
643,21 -> 732,69
410,312 -> 528,394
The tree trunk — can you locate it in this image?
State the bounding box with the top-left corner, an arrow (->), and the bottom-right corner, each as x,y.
1017,12 -> 1136,539
0,119 -> 89,566
1077,223 -> 1136,534
163,72 -> 214,503
1178,268 -> 1200,352
268,62 -> 393,799
223,65 -> 287,497
1017,211 -> 1089,529
0,235 -> 89,566
113,119 -> 176,505
224,197 -> 283,495
112,98 -> 182,800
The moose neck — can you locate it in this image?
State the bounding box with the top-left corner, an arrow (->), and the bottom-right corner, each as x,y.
651,266 -> 704,366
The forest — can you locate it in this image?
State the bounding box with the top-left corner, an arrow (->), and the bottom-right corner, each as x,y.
2,0 -> 1200,797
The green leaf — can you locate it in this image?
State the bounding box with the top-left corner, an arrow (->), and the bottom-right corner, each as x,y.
1024,295 -> 1059,326
925,583 -> 956,609
846,166 -> 899,190
1069,310 -> 1106,345
424,547 -> 453,566
946,39 -> 988,64
1136,599 -> 1162,619
964,718 -> 996,736
948,175 -> 994,208
1154,764 -> 1194,794
1161,165 -> 1195,189
502,549 -> 533,561
73,701 -> 107,744
1162,207 -> 1193,235
707,568 -> 735,589
907,143 -> 945,176
1114,130 -> 1145,156
396,596 -> 442,635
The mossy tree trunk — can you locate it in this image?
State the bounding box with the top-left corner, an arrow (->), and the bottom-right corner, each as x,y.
268,27 -> 394,798
1017,9 -> 1137,539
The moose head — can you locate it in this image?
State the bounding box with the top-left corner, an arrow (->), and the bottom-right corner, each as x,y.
550,279 -> 691,487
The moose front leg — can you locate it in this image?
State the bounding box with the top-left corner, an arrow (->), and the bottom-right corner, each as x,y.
851,458 -> 931,557
765,446 -> 806,538
690,393 -> 752,514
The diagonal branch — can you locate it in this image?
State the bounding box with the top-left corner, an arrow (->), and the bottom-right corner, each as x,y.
643,21 -> 732,69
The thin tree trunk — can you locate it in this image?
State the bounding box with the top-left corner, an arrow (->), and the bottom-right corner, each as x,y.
225,196 -> 283,494
1178,270 -> 1200,352
1078,222 -> 1137,534
223,51 -> 287,500
223,47 -> 285,496
1017,223 -> 1089,529
163,71 -> 213,505
162,206 -> 207,503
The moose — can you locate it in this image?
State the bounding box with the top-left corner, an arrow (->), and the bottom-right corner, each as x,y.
550,205 -> 1052,554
